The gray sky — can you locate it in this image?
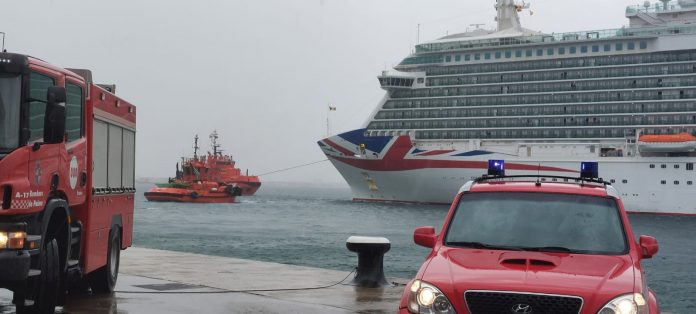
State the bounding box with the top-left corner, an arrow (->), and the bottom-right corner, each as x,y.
1,0 -> 639,183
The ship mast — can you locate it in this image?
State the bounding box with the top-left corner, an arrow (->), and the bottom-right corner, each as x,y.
659,0 -> 670,10
495,0 -> 528,31
193,134 -> 200,159
210,130 -> 222,156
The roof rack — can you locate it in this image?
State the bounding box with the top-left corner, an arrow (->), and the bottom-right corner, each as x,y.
474,175 -> 610,186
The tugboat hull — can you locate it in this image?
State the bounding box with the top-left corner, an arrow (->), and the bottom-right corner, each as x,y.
144,187 -> 237,203
234,180 -> 262,196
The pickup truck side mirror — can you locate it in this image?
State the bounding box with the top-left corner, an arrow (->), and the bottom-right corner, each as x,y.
639,235 -> 659,259
43,86 -> 67,144
414,226 -> 437,248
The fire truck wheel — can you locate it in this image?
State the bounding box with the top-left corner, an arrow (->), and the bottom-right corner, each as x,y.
89,229 -> 120,293
15,239 -> 60,314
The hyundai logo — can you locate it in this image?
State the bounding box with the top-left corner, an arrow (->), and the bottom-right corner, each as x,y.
511,303 -> 533,314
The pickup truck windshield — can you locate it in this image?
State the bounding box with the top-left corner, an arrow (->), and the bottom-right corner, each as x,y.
0,74 -> 21,152
445,192 -> 628,255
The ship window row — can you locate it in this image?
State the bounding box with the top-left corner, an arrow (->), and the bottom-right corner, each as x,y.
649,163 -> 695,170
427,63 -> 696,87
368,114 -> 696,130
660,180 -> 693,185
414,128 -> 635,140
420,51 -> 696,77
379,77 -> 414,88
375,101 -> 696,120
384,89 -> 696,109
441,41 -> 647,65
392,77 -> 696,99
408,127 -> 696,140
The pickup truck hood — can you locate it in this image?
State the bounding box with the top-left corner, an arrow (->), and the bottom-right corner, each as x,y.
422,248 -> 636,311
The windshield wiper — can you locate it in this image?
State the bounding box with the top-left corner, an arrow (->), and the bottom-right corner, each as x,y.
522,246 -> 577,253
446,241 -> 524,251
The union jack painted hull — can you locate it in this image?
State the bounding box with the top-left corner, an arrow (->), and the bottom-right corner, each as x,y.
319,129 -> 696,215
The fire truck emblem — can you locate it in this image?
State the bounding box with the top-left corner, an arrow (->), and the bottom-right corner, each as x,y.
69,156 -> 79,189
34,161 -> 42,185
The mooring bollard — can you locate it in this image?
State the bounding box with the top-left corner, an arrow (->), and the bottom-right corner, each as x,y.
346,236 -> 391,288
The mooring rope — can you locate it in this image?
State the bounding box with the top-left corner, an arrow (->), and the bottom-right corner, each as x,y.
256,159 -> 329,177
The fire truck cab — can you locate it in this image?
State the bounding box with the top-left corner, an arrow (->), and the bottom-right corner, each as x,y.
0,52 -> 136,313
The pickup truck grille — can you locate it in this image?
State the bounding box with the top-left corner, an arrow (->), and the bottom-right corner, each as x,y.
465,290 -> 583,314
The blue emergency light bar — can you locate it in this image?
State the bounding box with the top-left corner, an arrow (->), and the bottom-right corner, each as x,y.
580,162 -> 599,179
488,160 -> 505,176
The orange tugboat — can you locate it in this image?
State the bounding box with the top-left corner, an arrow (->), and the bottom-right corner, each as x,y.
145,132 -> 261,203
200,131 -> 262,196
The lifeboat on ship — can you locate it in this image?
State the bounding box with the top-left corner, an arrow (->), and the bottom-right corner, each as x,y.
144,181 -> 242,203
637,133 -> 696,153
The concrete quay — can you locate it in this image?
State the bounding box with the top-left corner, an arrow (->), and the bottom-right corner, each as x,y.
0,247 -> 408,314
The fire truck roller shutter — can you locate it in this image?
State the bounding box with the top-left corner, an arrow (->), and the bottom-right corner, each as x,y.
107,125 -> 122,189
92,120 -> 135,192
92,121 -> 108,189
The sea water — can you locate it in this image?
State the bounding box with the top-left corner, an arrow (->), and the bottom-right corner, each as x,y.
134,182 -> 696,313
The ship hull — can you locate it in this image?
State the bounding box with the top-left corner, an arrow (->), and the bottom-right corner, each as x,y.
319,129 -> 696,215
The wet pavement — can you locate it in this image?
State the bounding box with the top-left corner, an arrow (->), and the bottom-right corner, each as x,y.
0,247 -> 407,314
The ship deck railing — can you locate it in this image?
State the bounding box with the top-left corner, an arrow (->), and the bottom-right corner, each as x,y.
413,24 -> 696,55
626,1 -> 693,15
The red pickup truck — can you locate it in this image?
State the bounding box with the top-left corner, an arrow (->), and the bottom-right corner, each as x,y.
400,161 -> 660,314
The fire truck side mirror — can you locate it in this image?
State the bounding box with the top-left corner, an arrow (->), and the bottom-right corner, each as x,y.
44,86 -> 67,144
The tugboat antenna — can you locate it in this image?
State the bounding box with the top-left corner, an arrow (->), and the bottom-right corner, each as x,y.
1,32 -> 5,52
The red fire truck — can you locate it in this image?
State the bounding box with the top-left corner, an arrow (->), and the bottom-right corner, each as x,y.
0,51 -> 136,313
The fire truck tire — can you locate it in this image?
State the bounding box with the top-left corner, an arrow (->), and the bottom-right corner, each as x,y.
15,239 -> 60,314
89,229 -> 120,293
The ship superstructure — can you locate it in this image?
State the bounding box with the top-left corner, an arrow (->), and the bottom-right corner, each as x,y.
319,0 -> 696,215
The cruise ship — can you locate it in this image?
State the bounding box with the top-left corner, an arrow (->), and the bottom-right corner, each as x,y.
318,0 -> 696,215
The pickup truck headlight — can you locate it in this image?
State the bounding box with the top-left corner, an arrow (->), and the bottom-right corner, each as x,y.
407,280 -> 455,314
598,293 -> 648,314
